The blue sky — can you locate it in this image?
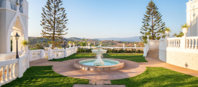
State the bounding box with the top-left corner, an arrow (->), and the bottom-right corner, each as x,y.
28,0 -> 188,38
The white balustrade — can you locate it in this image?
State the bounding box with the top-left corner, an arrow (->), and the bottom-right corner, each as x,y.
29,50 -> 45,61
186,37 -> 198,49
167,36 -> 198,50
167,38 -> 181,48
0,52 -> 29,86
48,47 -> 78,60
52,49 -> 65,59
0,59 -> 18,86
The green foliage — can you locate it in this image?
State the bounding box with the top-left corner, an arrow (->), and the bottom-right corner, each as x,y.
173,32 -> 184,37
182,24 -> 189,29
30,43 -> 44,50
106,49 -> 143,53
77,48 -> 92,53
140,0 -> 166,43
2,66 -> 88,87
41,0 -> 68,48
50,53 -> 96,61
165,27 -> 171,32
21,40 -> 29,46
103,53 -> 146,62
112,67 -> 198,87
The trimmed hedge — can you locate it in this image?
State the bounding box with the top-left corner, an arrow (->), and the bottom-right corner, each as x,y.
78,48 -> 143,53
77,48 -> 92,53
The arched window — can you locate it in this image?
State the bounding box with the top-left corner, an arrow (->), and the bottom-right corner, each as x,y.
19,0 -> 23,13
10,0 -> 17,11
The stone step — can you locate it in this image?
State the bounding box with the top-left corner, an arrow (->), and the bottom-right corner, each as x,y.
89,79 -> 111,85
73,84 -> 125,87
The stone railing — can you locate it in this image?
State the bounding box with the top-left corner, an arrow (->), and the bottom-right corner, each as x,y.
29,47 -> 78,61
0,59 -> 18,86
186,37 -> 198,49
0,53 -> 29,86
51,49 -> 65,59
167,38 -> 181,48
48,47 -> 78,60
167,36 -> 198,50
0,52 -> 23,61
29,50 -> 45,61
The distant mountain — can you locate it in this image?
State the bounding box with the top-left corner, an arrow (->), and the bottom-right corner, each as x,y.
97,36 -> 141,42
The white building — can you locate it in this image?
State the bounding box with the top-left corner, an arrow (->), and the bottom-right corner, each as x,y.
187,0 -> 198,36
0,0 -> 28,54
146,0 -> 198,71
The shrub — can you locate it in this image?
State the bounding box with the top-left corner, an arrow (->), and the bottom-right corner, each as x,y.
77,48 -> 92,53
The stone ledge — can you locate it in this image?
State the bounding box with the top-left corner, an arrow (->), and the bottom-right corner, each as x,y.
73,84 -> 125,87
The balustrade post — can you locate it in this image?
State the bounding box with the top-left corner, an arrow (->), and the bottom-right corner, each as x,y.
189,39 -> 192,49
5,66 -> 8,82
192,39 -> 194,49
18,58 -> 23,78
180,35 -> 186,49
10,64 -> 13,80
0,67 -> 3,85
64,48 -> 67,57
195,39 -> 198,49
40,50 -> 45,59
13,63 -> 16,78
2,66 -> 5,83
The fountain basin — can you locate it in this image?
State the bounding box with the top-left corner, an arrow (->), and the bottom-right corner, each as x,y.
74,59 -> 125,71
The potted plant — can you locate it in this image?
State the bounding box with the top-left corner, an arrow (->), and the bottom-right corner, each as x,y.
165,27 -> 171,34
182,24 -> 189,35
22,40 -> 29,52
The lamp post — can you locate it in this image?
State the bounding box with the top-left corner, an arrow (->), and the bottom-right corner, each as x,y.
15,33 -> 20,59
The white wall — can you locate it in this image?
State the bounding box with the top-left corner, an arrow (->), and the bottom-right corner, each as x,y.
166,48 -> 198,71
187,0 -> 198,36
159,39 -> 167,62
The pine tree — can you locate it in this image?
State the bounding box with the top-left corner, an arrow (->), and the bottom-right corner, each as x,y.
140,0 -> 166,43
41,0 -> 68,48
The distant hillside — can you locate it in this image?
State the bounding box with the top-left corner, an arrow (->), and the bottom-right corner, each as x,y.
97,36 -> 141,42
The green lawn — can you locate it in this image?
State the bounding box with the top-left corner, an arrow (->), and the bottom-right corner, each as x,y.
112,67 -> 198,87
103,53 -> 147,62
50,53 -> 96,61
2,66 -> 88,87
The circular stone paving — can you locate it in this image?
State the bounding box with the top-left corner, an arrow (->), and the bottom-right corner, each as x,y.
52,58 -> 146,80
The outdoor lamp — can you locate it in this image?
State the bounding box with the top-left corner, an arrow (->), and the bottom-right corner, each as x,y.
15,33 -> 20,59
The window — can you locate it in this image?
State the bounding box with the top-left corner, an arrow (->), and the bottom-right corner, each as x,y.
10,0 -> 17,11
0,0 -> 6,8
19,0 -> 23,13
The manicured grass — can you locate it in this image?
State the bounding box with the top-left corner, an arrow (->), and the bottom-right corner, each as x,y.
2,66 -> 88,87
50,53 -> 96,61
112,67 -> 198,87
104,53 -> 147,62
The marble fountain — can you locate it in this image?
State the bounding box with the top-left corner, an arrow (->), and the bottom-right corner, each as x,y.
74,46 -> 124,71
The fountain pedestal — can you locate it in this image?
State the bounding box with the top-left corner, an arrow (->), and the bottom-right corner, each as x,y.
92,46 -> 107,66
94,54 -> 104,66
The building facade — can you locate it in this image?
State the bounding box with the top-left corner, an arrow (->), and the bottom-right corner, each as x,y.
0,0 -> 28,53
187,0 -> 198,36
